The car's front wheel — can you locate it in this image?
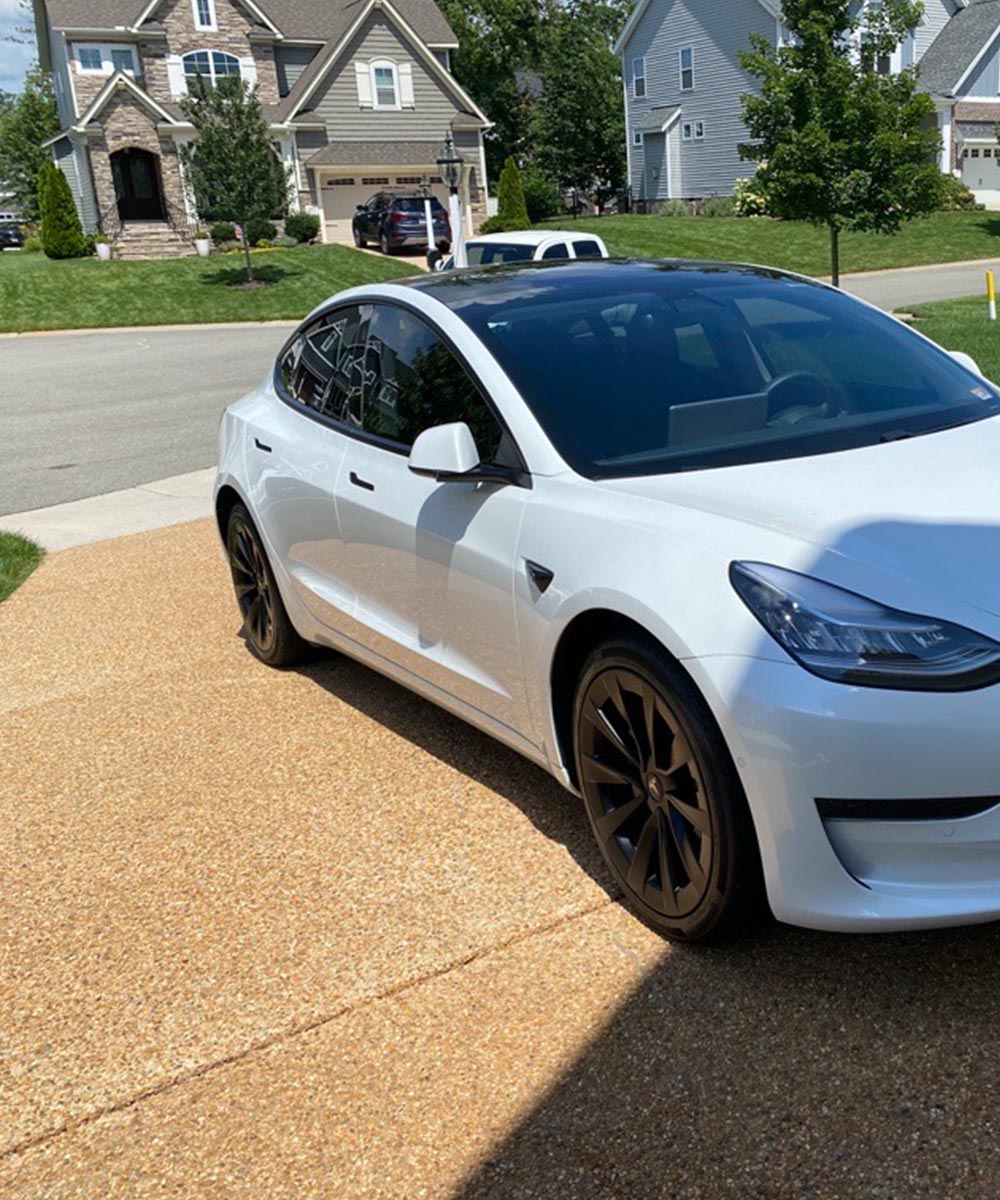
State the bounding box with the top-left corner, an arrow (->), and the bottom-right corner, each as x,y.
353,223 -> 366,248
574,637 -> 762,942
226,504 -> 309,668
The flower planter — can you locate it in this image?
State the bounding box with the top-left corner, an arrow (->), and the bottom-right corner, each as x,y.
95,243 -> 112,262
195,238 -> 211,257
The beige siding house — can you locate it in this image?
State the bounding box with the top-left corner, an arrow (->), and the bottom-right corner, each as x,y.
33,0 -> 490,256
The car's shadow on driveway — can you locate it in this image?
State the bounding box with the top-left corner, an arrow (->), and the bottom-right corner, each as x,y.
296,648 -> 1000,1198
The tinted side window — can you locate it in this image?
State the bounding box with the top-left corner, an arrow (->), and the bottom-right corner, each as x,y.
573,240 -> 603,258
541,242 -> 570,260
359,305 -> 505,461
278,307 -> 366,418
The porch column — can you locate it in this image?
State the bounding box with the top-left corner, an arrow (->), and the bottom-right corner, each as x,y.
278,136 -> 301,213
938,105 -> 954,176
313,171 -> 327,243
463,165 -> 474,238
174,136 -> 197,226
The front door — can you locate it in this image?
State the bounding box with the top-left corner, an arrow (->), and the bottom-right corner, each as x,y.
111,148 -> 164,221
329,302 -> 532,734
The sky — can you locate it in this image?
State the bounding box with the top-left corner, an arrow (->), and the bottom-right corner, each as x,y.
0,0 -> 37,94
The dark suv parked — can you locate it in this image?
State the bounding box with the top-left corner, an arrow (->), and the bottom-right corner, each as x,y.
0,223 -> 24,250
352,192 -> 451,255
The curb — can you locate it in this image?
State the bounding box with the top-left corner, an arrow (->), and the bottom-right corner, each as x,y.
0,319 -> 301,340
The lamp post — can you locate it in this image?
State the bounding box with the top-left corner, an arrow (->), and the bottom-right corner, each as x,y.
437,131 -> 465,265
419,174 -> 435,256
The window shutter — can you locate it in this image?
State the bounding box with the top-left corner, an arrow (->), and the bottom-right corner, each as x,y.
399,61 -> 415,108
355,61 -> 373,107
166,55 -> 187,98
240,56 -> 258,89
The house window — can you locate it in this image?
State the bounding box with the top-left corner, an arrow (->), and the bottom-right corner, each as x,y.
362,177 -> 390,186
680,46 -> 694,90
193,0 -> 217,30
77,46 -> 104,72
183,50 -> 241,85
633,57 -> 646,99
972,148 -> 981,158
111,47 -> 137,74
987,149 -> 994,158
682,122 -> 692,140
633,131 -> 642,146
694,121 -> 705,139
370,61 -> 399,109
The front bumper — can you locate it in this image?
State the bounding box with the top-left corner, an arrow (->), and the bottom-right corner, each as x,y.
688,655 -> 1000,932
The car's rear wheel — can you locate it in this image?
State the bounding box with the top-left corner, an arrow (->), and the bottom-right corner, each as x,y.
379,230 -> 395,256
574,637 -> 763,943
226,504 -> 309,668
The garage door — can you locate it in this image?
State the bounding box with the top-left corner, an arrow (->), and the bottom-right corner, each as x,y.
321,174 -> 452,239
962,147 -> 1000,191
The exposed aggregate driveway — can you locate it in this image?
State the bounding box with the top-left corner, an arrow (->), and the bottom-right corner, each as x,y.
4,520 -> 1000,1198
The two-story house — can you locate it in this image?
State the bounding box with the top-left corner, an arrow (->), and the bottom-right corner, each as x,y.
32,0 -> 490,256
615,0 -> 1000,207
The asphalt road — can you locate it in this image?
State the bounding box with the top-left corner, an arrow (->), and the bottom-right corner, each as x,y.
0,324 -> 291,516
3,257 -> 997,518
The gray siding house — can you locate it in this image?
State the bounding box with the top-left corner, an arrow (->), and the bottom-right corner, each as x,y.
616,0 -> 1000,205
33,0 -> 490,256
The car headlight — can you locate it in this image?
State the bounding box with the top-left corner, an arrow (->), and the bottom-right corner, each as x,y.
730,561 -> 1000,691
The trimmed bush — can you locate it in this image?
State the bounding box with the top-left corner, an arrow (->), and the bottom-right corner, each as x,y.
701,195 -> 735,218
211,221 -> 236,243
485,157 -> 531,233
521,170 -> 561,224
245,217 -> 277,246
939,173 -> 983,212
22,236 -> 43,253
37,161 -> 89,259
284,211 -> 321,243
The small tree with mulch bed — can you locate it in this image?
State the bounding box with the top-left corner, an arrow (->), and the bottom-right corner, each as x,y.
181,75 -> 290,285
482,157 -> 531,234
37,160 -> 90,259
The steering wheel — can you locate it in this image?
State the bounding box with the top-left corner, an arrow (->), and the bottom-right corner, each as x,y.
766,371 -> 846,426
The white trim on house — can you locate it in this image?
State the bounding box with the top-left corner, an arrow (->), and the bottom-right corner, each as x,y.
132,0 -> 282,36
74,70 -> 184,129
289,0 -> 490,127
953,19 -> 1000,92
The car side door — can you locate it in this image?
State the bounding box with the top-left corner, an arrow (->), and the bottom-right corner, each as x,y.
248,305 -> 367,631
328,302 -> 533,736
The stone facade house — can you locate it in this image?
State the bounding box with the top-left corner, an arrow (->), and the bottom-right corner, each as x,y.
616,0 -> 1000,206
32,0 -> 490,256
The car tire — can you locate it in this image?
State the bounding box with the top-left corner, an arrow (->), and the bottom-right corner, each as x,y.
353,223 -> 366,248
573,636 -> 764,943
379,231 -> 395,256
226,503 -> 310,669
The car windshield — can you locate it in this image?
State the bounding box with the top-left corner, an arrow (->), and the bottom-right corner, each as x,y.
465,242 -> 536,266
393,197 -> 446,214
439,262 -> 1000,477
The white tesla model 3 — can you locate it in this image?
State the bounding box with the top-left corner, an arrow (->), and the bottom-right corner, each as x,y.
216,259 -> 1000,942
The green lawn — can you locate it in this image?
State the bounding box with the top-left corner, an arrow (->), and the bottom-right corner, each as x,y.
0,244 -> 419,334
0,532 -> 44,602
554,211 -> 1000,278
907,295 -> 1000,383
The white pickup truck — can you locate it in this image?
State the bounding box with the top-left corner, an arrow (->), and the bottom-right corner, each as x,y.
437,229 -> 610,270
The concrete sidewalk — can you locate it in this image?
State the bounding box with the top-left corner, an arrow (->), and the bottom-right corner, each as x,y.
3,520 -> 1000,1198
0,467 -> 214,550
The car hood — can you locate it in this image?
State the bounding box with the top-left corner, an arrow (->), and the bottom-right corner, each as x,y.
603,416 -> 1000,621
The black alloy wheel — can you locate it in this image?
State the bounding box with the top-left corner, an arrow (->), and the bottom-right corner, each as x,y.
353,222 -> 365,248
226,504 -> 308,668
575,638 -> 762,942
379,229 -> 394,256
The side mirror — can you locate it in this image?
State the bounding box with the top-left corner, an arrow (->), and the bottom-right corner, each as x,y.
409,422 -> 480,480
355,205 -> 365,213
408,422 -> 526,487
949,349 -> 983,376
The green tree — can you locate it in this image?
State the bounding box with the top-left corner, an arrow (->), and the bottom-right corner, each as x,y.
37,160 -> 89,258
533,1 -> 626,206
740,0 -> 942,285
484,156 -> 531,232
0,68 -> 60,222
438,0 -> 554,180
180,75 -> 289,283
